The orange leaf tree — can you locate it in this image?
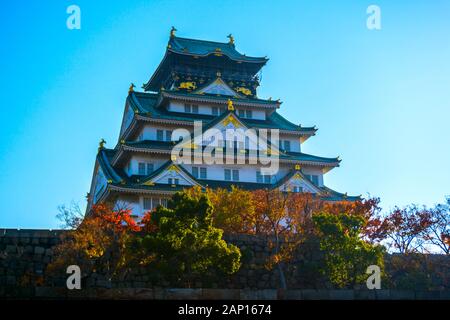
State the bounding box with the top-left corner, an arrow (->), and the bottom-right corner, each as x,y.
48,204 -> 139,285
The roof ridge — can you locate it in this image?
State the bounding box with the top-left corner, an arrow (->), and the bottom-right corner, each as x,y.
172,36 -> 232,46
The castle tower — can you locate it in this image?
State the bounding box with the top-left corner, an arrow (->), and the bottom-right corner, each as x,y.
87,30 -> 359,218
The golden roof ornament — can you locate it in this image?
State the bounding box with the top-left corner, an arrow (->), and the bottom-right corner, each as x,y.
216,71 -> 222,78
128,83 -> 135,94
295,164 -> 301,170
227,34 -> 235,45
227,99 -> 234,111
170,26 -> 177,38
98,138 -> 106,151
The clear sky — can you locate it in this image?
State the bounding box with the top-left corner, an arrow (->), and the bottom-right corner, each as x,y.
0,0 -> 449,229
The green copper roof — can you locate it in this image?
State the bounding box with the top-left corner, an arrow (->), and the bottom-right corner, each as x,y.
159,90 -> 280,106
280,151 -> 340,164
168,36 -> 268,63
97,148 -> 356,201
129,91 -> 316,133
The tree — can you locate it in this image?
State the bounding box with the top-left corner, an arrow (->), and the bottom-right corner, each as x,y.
313,212 -> 385,288
56,202 -> 84,229
381,205 -> 432,253
251,189 -> 309,290
129,191 -> 241,287
207,186 -> 256,234
48,204 -> 138,284
426,198 -> 450,254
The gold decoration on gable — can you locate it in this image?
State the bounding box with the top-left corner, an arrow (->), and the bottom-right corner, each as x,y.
235,87 -> 252,96
223,115 -> 240,127
178,81 -> 196,90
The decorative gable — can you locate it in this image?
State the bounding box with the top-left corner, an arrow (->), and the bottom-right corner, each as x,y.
279,171 -> 322,194
195,78 -> 240,97
142,164 -> 201,187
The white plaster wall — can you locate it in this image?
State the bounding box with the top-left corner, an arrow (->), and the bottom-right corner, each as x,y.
180,163 -> 290,183
114,195 -> 141,216
301,167 -> 324,186
126,155 -> 167,176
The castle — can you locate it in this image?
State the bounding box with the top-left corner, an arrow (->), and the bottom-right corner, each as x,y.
87,28 -> 359,218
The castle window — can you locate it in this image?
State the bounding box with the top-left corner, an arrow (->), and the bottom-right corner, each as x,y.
232,169 -> 240,181
238,109 -> 245,117
192,104 -> 199,114
184,104 -> 191,113
246,110 -> 253,119
311,175 -> 319,185
264,174 -> 271,184
146,163 -> 154,175
284,140 -> 291,152
157,129 -> 164,141
165,130 -> 172,141
200,167 -> 207,179
192,167 -> 199,178
212,107 -> 219,116
256,171 -> 263,183
224,169 -> 231,181
138,162 -> 146,175
143,198 -> 152,210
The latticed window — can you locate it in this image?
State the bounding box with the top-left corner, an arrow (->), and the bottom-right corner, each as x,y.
138,163 -> 146,175
232,169 -> 239,181
224,169 -> 231,181
165,130 -> 172,141
200,167 -> 207,179
192,167 -> 199,178
143,198 -> 153,210
157,130 -> 164,141
284,140 -> 291,152
256,171 -> 263,183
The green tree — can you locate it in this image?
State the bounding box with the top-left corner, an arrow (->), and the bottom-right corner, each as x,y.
313,212 -> 385,288
129,191 -> 241,287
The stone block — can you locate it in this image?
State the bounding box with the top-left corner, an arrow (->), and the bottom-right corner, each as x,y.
165,288 -> 202,300
390,290 -> 415,300
301,289 -> 330,300
134,288 -> 154,299
415,291 -> 441,300
329,290 -> 355,300
354,290 -> 377,300
202,289 -> 240,300
5,245 -> 16,253
374,289 -> 391,300
285,290 -> 302,300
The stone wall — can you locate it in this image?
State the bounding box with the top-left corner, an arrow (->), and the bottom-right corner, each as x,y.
1,229 -> 449,299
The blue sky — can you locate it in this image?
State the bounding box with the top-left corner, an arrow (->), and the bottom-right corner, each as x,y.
0,0 -> 449,228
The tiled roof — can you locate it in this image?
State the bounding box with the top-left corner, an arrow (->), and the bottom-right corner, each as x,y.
97,148 -> 357,201
168,36 -> 268,63
129,91 -> 316,133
